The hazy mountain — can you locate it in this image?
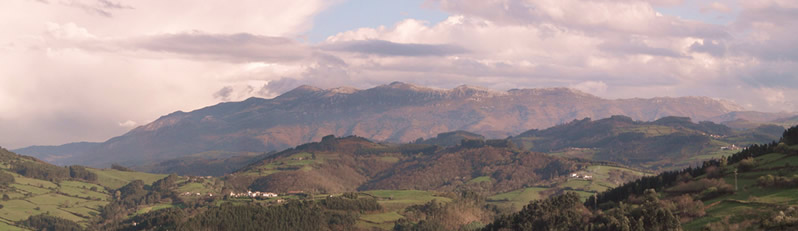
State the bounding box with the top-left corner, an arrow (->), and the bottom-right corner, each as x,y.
513,115 -> 784,170
16,82 -> 747,168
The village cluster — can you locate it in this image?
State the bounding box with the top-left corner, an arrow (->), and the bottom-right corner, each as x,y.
180,190 -> 279,199
570,172 -> 593,180
229,190 -> 279,198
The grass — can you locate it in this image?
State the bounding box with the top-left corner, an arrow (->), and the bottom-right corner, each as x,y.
0,221 -> 27,231
757,155 -> 798,169
614,125 -> 677,137
363,190 -> 451,211
680,150 -> 798,230
0,200 -> 39,221
89,168 -> 166,189
135,203 -> 176,215
0,167 -> 165,229
177,183 -> 211,194
11,184 -> 51,195
11,173 -> 58,189
57,181 -> 108,200
488,187 -> 547,211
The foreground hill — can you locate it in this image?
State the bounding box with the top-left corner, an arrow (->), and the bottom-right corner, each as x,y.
479,126 -> 798,231
513,115 -> 784,170
0,147 -> 166,230
17,82 -> 750,168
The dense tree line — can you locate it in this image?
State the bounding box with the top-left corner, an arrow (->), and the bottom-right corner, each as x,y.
0,170 -> 14,186
115,208 -> 187,231
393,191 -> 497,231
68,165 -> 98,182
320,193 -> 382,212
783,126 -> 798,146
17,213 -> 83,231
12,161 -> 70,181
177,201 -> 357,231
111,164 -> 134,172
99,175 -> 180,224
484,191 -> 681,231
8,161 -> 98,183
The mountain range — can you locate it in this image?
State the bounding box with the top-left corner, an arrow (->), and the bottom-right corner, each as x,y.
13,82 -> 794,169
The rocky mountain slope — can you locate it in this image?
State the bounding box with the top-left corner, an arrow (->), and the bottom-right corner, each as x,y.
16,82 -> 752,167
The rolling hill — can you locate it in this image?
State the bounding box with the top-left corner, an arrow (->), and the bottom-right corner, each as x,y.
131,116 -> 778,177
478,126 -> 798,231
227,135 -> 583,195
512,115 -> 784,170
0,147 -> 166,230
16,82 -> 752,169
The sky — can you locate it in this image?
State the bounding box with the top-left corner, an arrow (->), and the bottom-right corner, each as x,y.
0,0 -> 797,149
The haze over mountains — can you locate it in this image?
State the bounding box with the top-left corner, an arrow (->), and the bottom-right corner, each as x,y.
14,82 -> 793,168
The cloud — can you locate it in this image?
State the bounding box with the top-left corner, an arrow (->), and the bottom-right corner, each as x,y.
321,39 -> 467,56
118,120 -> 137,128
689,40 -> 726,57
432,0 -> 729,38
701,2 -> 732,13
0,0 -> 333,149
570,81 -> 608,95
35,0 -> 133,17
598,38 -> 687,58
213,86 -> 234,101
2,0 -> 798,150
131,32 -> 312,62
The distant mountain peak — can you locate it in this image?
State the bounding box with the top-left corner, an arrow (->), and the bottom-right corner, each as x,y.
17,81 -> 770,168
328,86 -> 358,94
292,84 -> 323,93
380,81 -> 432,91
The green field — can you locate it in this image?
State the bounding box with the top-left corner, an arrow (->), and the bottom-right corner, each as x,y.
0,165 -> 168,229
89,168 -> 166,189
488,187 -> 548,211
135,203 -> 177,215
357,190 -> 452,228
614,125 -> 678,137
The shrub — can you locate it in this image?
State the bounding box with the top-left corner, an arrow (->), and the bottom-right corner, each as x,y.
738,158 -> 757,172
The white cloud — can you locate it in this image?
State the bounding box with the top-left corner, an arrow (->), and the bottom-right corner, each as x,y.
0,0 -> 333,148
701,2 -> 732,13
1,0 -> 797,149
118,120 -> 137,128
570,81 -> 609,95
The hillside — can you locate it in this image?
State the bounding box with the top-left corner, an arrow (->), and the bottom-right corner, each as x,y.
0,136 -> 656,230
137,116 -> 776,177
132,151 -> 263,176
513,115 -> 783,170
0,147 -> 166,230
228,135 -> 583,195
480,125 -> 798,231
16,82 -> 750,168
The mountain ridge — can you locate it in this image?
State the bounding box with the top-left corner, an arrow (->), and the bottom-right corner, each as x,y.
12,82 -> 780,168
